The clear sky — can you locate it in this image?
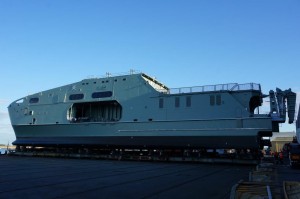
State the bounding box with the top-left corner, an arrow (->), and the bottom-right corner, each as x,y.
0,1 -> 299,145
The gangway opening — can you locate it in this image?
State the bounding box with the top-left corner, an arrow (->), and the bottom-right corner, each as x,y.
67,100 -> 122,123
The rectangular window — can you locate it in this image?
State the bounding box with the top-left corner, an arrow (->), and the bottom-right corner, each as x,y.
175,97 -> 180,108
92,91 -> 112,98
186,96 -> 191,107
159,98 -> 164,108
210,95 -> 215,106
29,97 -> 39,103
69,94 -> 84,100
216,95 -> 221,105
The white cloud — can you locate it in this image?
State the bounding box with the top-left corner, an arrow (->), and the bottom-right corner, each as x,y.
0,110 -> 15,145
0,99 -> 9,104
296,91 -> 300,107
0,99 -> 11,116
0,111 -> 10,123
0,123 -> 15,145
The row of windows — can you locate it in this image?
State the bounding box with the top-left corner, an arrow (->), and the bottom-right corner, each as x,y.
159,96 -> 192,108
30,93 -> 222,108
210,95 -> 222,106
159,95 -> 222,108
69,91 -> 113,100
29,91 -> 113,103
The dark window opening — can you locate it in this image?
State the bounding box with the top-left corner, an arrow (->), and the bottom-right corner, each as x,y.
29,97 -> 39,103
216,95 -> 221,105
175,97 -> 180,108
249,96 -> 262,114
92,91 -> 112,98
67,100 -> 122,123
159,98 -> 164,108
69,94 -> 84,100
210,95 -> 215,106
186,96 -> 191,107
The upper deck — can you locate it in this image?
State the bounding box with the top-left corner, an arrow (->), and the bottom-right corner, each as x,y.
160,82 -> 261,95
10,71 -> 262,106
86,71 -> 261,94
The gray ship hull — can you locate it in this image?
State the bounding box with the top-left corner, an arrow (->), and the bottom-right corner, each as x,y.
12,117 -> 272,149
13,135 -> 259,149
9,72 -> 294,150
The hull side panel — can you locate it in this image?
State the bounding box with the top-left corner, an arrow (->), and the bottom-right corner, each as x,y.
13,136 -> 259,149
12,118 -> 272,149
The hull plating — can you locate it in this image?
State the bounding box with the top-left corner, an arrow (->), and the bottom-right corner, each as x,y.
13,118 -> 271,149
8,73 -> 279,149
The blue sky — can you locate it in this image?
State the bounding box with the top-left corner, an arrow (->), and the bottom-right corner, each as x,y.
0,1 -> 299,145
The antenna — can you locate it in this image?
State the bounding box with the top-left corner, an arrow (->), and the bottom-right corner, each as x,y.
129,69 -> 135,74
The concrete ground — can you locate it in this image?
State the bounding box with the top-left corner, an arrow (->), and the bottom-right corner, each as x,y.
276,159 -> 300,198
0,156 -> 254,199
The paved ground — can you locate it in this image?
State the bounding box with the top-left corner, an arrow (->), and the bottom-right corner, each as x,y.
276,160 -> 300,197
1,156 -> 299,199
0,156 -> 254,199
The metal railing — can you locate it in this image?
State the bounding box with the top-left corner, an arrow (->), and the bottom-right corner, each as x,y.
86,69 -> 142,79
160,83 -> 261,94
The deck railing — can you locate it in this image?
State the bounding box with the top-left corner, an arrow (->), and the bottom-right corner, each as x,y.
161,83 -> 261,94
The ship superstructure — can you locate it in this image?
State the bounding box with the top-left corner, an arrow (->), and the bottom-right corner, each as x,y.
8,72 -> 296,151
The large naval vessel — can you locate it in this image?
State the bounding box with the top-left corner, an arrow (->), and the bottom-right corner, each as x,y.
8,71 -> 296,151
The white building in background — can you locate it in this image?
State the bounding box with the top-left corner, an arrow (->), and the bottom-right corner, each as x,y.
270,132 -> 296,152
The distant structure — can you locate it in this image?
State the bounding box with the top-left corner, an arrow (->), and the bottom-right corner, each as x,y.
270,132 -> 296,152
